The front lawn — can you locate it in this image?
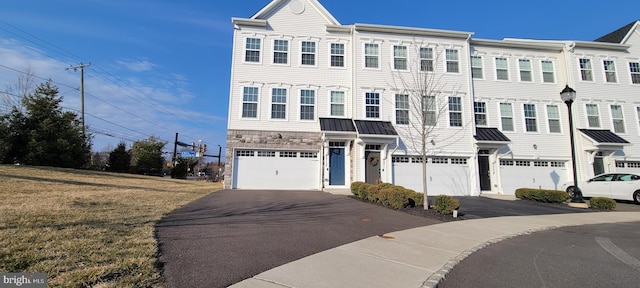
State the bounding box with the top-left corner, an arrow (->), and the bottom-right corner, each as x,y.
0,165 -> 220,287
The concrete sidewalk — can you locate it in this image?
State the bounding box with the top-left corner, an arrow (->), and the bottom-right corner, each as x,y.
230,212 -> 640,288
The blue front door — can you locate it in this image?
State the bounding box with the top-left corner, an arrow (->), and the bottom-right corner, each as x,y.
329,148 -> 345,185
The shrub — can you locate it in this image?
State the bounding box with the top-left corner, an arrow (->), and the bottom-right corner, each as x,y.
590,197 -> 616,210
433,195 -> 460,215
410,191 -> 424,207
383,187 -> 413,209
350,182 -> 366,196
515,188 -> 570,203
351,182 -> 424,209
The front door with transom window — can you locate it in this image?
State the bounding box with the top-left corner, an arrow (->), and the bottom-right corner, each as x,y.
329,148 -> 345,185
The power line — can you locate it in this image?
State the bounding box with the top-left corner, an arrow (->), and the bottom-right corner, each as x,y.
0,23 -> 225,147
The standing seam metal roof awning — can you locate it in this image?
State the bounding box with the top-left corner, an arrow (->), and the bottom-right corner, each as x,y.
353,120 -> 398,135
320,118 -> 398,136
474,127 -> 511,142
579,129 -> 630,145
319,118 -> 356,132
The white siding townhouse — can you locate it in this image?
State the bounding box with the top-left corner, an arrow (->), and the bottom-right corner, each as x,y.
224,0 -> 640,196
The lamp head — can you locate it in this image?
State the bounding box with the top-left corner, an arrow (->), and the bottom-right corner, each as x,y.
560,85 -> 576,103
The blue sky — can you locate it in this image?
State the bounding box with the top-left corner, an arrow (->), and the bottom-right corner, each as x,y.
0,0 -> 638,158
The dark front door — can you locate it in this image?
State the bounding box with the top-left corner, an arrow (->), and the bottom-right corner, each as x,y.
365,151 -> 381,184
478,156 -> 491,191
593,156 -> 605,175
329,148 -> 345,185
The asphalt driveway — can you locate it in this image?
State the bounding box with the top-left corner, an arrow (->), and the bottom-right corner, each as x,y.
155,190 -> 610,288
155,190 -> 440,288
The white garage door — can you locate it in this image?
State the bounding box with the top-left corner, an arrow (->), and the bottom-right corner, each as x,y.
392,156 -> 471,196
499,160 -> 568,195
615,161 -> 640,174
233,150 -> 320,190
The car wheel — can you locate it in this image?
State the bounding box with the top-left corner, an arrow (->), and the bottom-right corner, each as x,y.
634,191 -> 640,205
566,186 -> 576,199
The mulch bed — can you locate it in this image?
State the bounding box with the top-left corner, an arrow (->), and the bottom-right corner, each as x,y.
349,196 -> 465,222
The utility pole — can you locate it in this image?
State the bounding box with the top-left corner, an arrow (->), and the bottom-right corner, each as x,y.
172,132 -> 179,164
67,62 -> 91,135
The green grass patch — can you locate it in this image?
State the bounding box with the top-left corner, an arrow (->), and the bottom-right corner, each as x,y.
0,165 -> 220,287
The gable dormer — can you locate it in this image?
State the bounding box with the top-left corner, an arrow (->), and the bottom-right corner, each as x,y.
233,0 -> 342,36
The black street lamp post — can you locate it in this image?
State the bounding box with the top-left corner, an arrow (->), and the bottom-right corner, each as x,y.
560,85 -> 585,203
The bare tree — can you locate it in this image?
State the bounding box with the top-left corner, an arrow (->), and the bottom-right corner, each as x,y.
388,44 -> 468,209
2,68 -> 36,113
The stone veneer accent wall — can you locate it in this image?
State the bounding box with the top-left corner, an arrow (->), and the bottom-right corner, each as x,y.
224,129 -> 323,189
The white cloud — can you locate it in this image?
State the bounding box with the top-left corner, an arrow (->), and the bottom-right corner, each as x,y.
116,59 -> 157,72
0,39 -> 228,153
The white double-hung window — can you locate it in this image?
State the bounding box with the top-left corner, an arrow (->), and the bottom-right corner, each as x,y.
393,45 -> 408,70
586,104 -> 601,128
365,92 -> 380,118
580,58 -> 593,81
271,88 -> 287,120
300,90 -> 315,120
242,87 -> 259,118
330,91 -> 345,117
273,39 -> 289,65
364,43 -> 379,69
245,38 -> 261,63
495,57 -> 509,80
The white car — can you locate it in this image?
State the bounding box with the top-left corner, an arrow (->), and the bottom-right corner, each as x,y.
562,173 -> 640,204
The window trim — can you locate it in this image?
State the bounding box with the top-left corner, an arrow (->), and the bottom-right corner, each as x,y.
545,104 -> 562,134
270,87 -> 288,121
445,49 -> 460,74
272,39 -> 290,66
244,37 -> 263,64
300,40 -> 317,67
603,60 -> 618,84
610,104 -> 626,134
522,103 -> 539,133
629,62 -> 640,84
364,43 -> 380,70
392,45 -> 408,71
365,92 -> 381,119
499,102 -> 515,132
585,103 -> 601,128
420,47 -> 434,72
329,90 -> 346,117
518,58 -> 533,82
299,89 -> 317,121
635,106 -> 640,136
540,60 -> 556,83
471,56 -> 484,79
329,42 -> 346,69
474,101 -> 487,126
395,93 -> 410,125
495,57 -> 510,81
579,58 -> 594,82
448,96 -> 463,127
241,86 -> 260,120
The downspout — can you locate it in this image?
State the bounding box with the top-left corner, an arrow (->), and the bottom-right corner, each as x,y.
351,25 -> 360,182
464,33 -> 480,196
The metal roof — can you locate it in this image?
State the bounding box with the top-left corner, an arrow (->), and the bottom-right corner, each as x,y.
319,118 -> 356,132
353,120 -> 398,136
579,129 -> 630,144
474,127 -> 511,142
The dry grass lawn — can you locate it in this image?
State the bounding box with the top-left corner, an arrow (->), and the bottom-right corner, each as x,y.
0,165 -> 221,287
